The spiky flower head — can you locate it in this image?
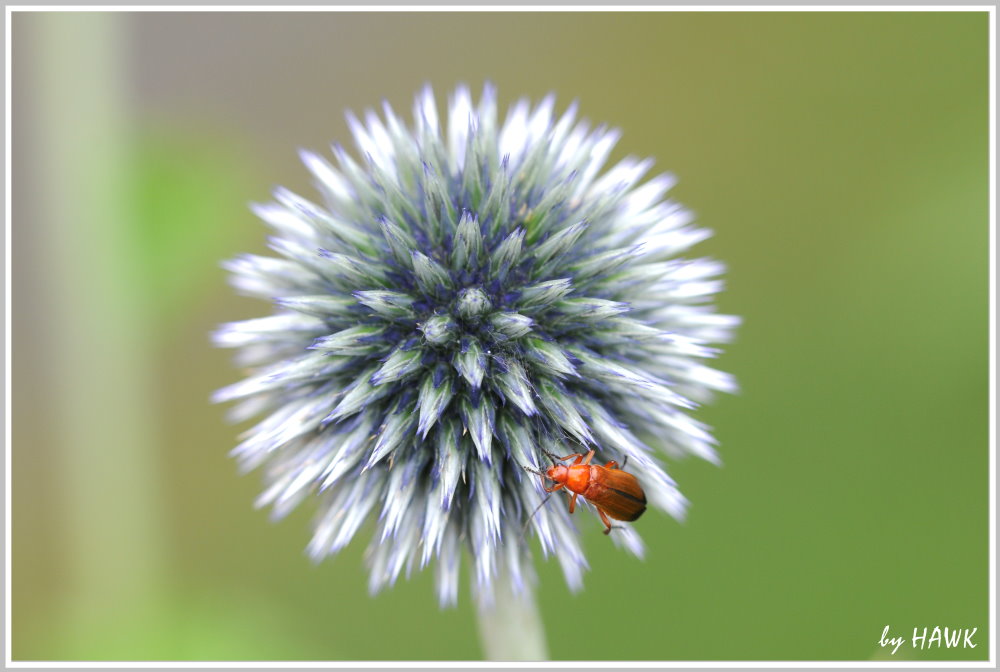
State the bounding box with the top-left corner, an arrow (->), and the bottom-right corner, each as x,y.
214,84 -> 738,607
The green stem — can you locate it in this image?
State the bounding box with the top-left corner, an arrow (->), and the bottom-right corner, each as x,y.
474,571 -> 549,661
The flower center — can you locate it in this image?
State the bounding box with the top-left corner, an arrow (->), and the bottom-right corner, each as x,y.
455,286 -> 492,321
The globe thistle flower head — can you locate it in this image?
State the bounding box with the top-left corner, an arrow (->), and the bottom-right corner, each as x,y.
214,84 -> 739,607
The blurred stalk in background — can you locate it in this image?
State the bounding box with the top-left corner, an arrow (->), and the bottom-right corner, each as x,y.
29,12 -> 167,648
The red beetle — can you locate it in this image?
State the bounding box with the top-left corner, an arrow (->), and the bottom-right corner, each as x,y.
525,449 -> 647,534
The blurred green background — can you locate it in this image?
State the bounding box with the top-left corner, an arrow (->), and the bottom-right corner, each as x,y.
11,11 -> 989,661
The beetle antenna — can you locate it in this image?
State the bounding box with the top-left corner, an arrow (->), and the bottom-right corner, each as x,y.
521,492 -> 554,537
521,464 -> 545,478
621,455 -> 629,471
541,449 -> 560,465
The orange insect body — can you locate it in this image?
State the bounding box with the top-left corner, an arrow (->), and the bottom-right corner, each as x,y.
536,450 -> 647,534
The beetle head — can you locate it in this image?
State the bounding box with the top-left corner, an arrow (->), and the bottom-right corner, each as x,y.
545,463 -> 568,484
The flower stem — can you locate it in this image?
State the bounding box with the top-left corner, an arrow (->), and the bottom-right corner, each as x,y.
474,573 -> 549,661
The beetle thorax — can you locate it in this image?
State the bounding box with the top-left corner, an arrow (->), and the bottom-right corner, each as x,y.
565,464 -> 591,493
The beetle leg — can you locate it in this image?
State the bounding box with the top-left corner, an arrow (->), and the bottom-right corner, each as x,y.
597,507 -> 613,535
543,482 -> 565,493
581,449 -> 595,466
553,452 -> 584,463
568,492 -> 578,514
604,456 -> 629,470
